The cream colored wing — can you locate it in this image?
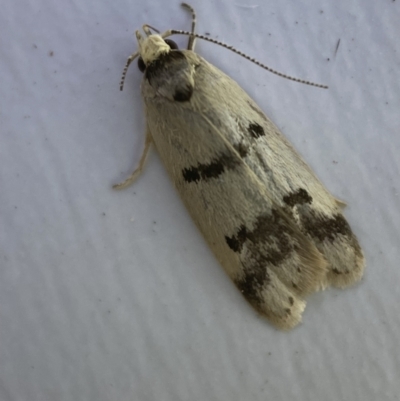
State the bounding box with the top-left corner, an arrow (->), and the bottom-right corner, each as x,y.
179,51 -> 365,289
142,62 -> 328,329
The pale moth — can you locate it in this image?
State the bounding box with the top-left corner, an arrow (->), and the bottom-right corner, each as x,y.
115,4 -> 365,330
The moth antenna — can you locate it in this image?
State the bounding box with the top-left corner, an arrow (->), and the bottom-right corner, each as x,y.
120,51 -> 139,91
181,3 -> 197,50
168,29 -> 328,89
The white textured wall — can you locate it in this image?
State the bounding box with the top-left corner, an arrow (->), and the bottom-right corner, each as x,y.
0,0 -> 399,400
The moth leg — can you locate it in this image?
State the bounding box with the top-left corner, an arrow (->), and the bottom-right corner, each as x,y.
181,3 -> 197,51
113,127 -> 152,190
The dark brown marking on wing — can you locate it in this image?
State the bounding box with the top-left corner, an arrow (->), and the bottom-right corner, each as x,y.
283,189 -> 313,207
182,153 -> 240,183
225,210 -> 294,266
303,213 -> 352,242
248,122 -> 265,138
302,212 -> 363,257
225,225 -> 247,252
235,268 -> 271,304
228,210 -> 299,303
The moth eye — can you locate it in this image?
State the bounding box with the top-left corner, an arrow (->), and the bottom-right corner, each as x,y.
165,39 -> 179,50
137,57 -> 146,72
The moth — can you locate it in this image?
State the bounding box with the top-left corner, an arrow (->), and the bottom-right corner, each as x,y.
115,3 -> 365,330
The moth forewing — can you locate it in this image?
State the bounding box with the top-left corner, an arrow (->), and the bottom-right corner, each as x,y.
116,4 -> 365,330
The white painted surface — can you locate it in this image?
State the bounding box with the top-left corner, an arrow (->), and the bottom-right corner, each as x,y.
1,1 -> 399,400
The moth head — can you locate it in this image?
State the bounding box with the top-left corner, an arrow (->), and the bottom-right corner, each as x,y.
136,31 -> 169,64
136,30 -> 179,72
